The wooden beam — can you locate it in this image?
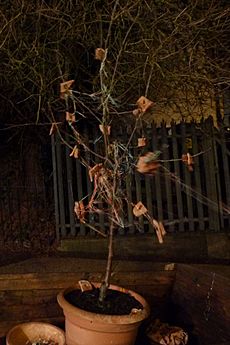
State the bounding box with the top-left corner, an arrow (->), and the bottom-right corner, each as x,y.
58,233 -> 209,261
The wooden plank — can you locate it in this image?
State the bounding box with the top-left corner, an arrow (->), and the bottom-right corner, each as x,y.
209,126 -> 224,230
116,126 -> 125,235
181,122 -> 194,231
6,181 -> 13,235
0,281 -> 173,314
223,89 -> 230,127
75,158 -> 86,235
93,126 -> 106,235
84,126 -> 95,235
219,131 -> 230,227
171,264 -> 230,345
144,125 -> 154,223
0,272 -> 103,290
0,289 -> 61,306
171,123 -> 184,231
58,232 -> 209,261
134,121 -> 144,231
124,284 -> 173,318
65,135 -> 76,236
0,303 -> 62,321
202,119 -> 220,231
151,124 -> 163,221
162,125 -> 174,232
124,282 -> 173,297
190,263 -> 230,278
207,232 -> 230,260
0,271 -> 175,291
51,135 -> 60,239
124,124 -> 135,234
135,170 -> 145,231
0,257 -> 176,274
191,124 -> 205,230
16,185 -> 22,235
55,134 -> 66,237
133,127 -> 144,232
125,173 -> 135,233
145,175 -> 153,219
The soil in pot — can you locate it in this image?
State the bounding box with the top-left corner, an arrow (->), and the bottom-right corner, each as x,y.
65,287 -> 144,315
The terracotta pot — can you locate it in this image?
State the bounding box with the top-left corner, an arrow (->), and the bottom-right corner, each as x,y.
6,322 -> 66,345
57,283 -> 150,345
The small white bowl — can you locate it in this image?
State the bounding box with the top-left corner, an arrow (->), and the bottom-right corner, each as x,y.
6,322 -> 66,345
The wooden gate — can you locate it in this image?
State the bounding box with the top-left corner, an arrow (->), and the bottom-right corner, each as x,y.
51,118 -> 230,239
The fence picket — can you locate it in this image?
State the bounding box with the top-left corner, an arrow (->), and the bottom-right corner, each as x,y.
202,119 -> 220,231
65,135 -> 76,236
93,128 -> 106,235
191,123 -> 205,230
50,119 -> 229,238
181,122 -> 194,231
75,157 -> 86,235
135,170 -> 144,232
84,126 -> 95,235
145,175 -> 153,218
216,131 -> 230,228
125,173 -> 135,234
162,125 -> 174,232
55,134 -> 66,237
51,135 -> 60,240
151,124 -> 163,222
171,123 -> 184,232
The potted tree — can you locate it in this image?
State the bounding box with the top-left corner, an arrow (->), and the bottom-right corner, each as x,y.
56,47 -> 171,345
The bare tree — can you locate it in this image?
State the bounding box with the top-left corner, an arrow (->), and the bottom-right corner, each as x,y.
0,0 -> 229,126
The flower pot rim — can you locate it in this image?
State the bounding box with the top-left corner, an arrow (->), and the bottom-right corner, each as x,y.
6,322 -> 65,345
57,282 -> 150,324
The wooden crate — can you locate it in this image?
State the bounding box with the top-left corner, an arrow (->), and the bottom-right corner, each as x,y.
0,258 -> 175,338
1,258 -> 229,345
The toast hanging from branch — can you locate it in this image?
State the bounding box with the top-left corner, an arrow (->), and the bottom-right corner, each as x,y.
133,202 -> 166,243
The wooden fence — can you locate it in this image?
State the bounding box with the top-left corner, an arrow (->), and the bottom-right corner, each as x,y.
52,118 -> 230,239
